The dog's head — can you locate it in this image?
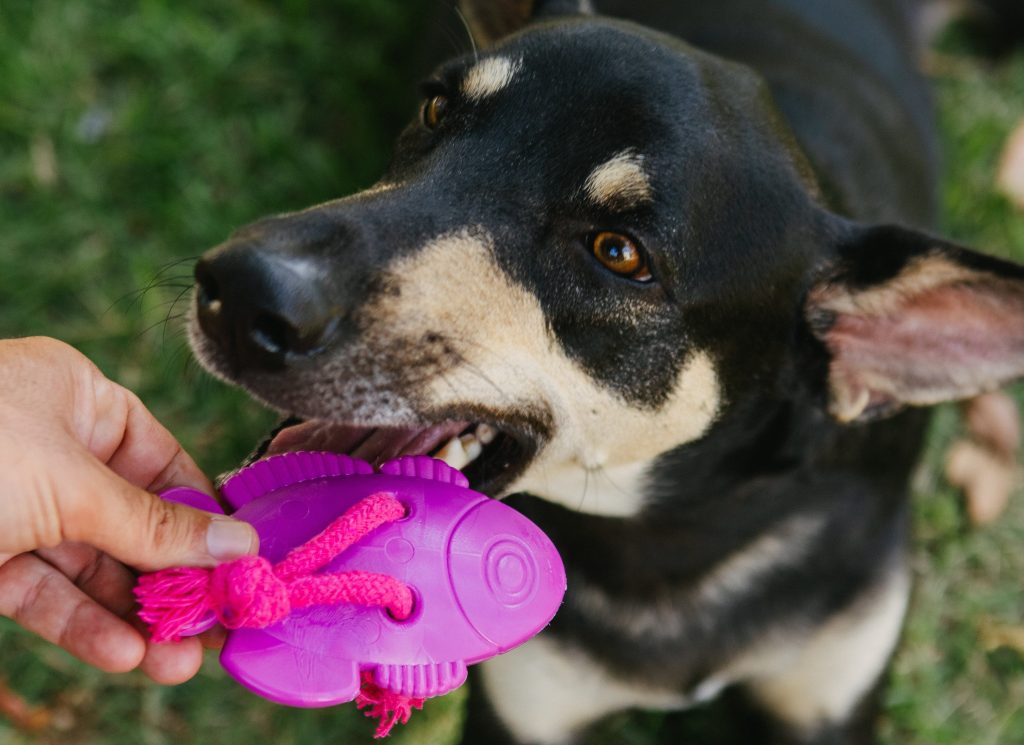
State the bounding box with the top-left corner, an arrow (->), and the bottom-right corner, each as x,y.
190,1 -> 1024,516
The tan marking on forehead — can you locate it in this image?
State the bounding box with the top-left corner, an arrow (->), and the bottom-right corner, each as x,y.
585,150 -> 654,210
372,230 -> 721,515
462,57 -> 521,101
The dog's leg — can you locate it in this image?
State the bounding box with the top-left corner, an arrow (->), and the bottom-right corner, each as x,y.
741,566 -> 911,745
461,633 -> 686,745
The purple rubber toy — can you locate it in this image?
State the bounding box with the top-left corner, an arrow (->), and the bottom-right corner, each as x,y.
137,452 -> 566,737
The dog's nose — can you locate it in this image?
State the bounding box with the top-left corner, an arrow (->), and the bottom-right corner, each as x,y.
194,245 -> 337,371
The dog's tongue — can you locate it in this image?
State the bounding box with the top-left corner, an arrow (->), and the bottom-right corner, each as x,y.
266,419 -> 470,466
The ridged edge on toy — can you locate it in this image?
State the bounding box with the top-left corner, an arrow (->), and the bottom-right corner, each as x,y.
379,455 -> 469,488
222,451 -> 375,510
373,661 -> 468,699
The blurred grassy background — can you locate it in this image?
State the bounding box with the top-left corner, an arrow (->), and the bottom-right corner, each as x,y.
0,2 -> 1022,744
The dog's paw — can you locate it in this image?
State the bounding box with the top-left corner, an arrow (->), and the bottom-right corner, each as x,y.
945,391 -> 1022,525
946,439 -> 1016,525
998,118 -> 1024,211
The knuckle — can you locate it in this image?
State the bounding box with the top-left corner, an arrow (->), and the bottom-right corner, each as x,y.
73,551 -> 107,591
143,497 -> 195,557
56,596 -> 92,653
11,567 -> 55,626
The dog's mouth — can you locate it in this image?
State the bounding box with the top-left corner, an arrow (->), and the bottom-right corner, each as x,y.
260,416 -> 539,496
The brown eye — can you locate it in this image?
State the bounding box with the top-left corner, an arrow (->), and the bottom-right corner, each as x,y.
592,232 -> 652,281
422,94 -> 448,129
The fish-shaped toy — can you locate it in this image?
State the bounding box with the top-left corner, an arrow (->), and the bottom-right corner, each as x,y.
135,452 -> 566,737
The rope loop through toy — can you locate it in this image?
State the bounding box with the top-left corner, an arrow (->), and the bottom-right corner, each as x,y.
135,491 -> 412,643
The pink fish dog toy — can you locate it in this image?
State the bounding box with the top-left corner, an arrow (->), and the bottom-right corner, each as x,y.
135,452 -> 566,737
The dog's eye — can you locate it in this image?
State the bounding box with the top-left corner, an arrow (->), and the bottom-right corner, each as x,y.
591,232 -> 652,282
422,94 -> 449,129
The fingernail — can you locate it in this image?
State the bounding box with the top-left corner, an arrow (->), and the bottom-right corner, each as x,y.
206,518 -> 258,561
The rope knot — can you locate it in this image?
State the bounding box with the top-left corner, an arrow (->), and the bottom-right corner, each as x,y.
136,491 -> 411,643
210,555 -> 290,629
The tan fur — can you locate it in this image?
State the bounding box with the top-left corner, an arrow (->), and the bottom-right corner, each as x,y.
462,57 -> 522,101
367,230 -> 721,515
480,635 -> 688,745
747,565 -> 911,731
809,254 -> 976,321
584,149 -> 654,211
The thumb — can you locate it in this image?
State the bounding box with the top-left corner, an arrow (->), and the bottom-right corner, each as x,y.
64,457 -> 259,572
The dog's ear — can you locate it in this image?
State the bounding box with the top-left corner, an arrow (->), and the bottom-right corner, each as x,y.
806,224 -> 1024,423
458,0 -> 593,46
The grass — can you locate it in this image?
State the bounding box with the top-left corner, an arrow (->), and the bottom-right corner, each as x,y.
0,3 -> 1022,744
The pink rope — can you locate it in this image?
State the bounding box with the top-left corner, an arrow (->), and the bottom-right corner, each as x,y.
275,493 -> 404,581
356,671 -> 425,738
135,492 -> 412,643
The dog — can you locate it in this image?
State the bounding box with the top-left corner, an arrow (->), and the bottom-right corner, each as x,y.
187,1 -> 1024,742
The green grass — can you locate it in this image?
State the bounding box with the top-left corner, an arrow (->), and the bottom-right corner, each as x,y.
0,4 -> 1022,744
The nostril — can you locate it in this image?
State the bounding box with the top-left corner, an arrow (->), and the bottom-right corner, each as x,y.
194,264 -> 221,308
249,312 -> 292,356
248,311 -> 334,359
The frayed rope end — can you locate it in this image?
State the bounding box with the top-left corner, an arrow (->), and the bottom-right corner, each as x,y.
134,567 -> 214,643
355,671 -> 425,738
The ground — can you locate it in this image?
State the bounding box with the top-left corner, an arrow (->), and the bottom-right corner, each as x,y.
0,2 -> 1022,744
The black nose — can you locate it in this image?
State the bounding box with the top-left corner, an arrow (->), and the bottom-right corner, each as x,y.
194,244 -> 337,371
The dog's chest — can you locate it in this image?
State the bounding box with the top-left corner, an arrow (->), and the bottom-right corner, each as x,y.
550,512 -> 826,681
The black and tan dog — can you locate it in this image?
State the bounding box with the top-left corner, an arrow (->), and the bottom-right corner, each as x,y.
188,1 -> 1024,742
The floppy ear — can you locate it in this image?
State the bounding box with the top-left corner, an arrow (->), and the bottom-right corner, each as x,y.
458,0 -> 593,46
806,224 -> 1024,423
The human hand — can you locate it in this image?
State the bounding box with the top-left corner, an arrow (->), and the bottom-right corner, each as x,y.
0,337 -> 258,683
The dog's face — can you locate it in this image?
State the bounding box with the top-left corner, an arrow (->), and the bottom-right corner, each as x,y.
190,11 -> 1024,515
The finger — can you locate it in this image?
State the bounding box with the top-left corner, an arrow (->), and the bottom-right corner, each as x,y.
198,625 -> 227,650
140,636 -> 204,685
34,542 -> 138,617
36,544 -> 205,684
62,455 -> 257,571
89,379 -> 213,494
121,612 -> 205,685
0,553 -> 145,673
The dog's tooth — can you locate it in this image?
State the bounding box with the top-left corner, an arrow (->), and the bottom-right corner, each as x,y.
476,424 -> 497,445
460,434 -> 483,464
435,435 -> 470,470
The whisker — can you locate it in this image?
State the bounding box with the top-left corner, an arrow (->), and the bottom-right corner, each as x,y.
435,368 -> 464,402
452,4 -> 480,62
445,338 -> 518,404
108,276 -> 194,313
135,314 -> 186,341
577,466 -> 591,512
161,285 -> 194,347
166,338 -> 192,371
152,255 -> 200,279
453,353 -> 512,403
432,12 -> 468,58
594,463 -> 631,498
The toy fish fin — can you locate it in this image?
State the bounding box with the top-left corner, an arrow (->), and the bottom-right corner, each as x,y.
372,660 -> 469,699
159,486 -> 226,515
220,628 -> 362,707
223,451 -> 374,511
379,455 -> 470,488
